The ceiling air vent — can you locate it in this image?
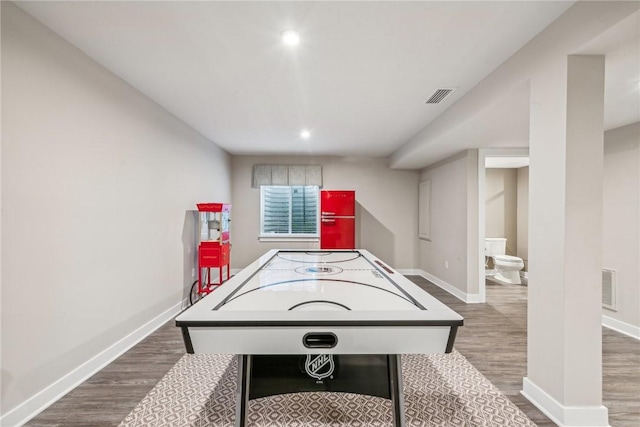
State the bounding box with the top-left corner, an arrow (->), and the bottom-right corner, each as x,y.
425,88 -> 456,104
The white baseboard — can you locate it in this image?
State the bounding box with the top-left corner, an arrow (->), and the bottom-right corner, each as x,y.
396,269 -> 423,275
522,377 -> 610,426
404,269 -> 482,303
0,301 -> 183,427
602,315 -> 640,340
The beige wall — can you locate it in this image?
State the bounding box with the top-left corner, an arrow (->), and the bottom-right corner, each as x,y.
485,168 -> 518,255
230,156 -> 419,269
1,3 -> 231,418
603,122 -> 640,329
418,150 -> 479,297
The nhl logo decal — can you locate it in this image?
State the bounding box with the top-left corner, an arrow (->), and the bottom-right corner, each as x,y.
304,354 -> 335,380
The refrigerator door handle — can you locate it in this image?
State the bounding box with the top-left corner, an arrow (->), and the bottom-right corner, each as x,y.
321,211 -> 335,216
321,218 -> 336,224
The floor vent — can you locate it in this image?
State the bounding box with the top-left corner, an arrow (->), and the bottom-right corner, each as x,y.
425,88 -> 455,104
602,269 -> 616,311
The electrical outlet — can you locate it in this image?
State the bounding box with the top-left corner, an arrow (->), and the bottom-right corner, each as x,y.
445,260 -> 449,269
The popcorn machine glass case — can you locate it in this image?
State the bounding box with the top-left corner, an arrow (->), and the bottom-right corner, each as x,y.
192,203 -> 231,304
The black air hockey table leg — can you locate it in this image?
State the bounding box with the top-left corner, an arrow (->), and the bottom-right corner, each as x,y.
235,355 -> 250,427
388,354 -> 406,427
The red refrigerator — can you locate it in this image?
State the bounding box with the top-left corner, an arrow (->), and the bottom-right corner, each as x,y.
320,190 -> 355,249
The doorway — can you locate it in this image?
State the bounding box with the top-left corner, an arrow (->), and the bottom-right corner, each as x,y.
477,149 -> 529,302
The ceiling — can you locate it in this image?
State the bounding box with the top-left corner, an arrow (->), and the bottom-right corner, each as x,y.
577,9 -> 640,131
14,1 -> 639,166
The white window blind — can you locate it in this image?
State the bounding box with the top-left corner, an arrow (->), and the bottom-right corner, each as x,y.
261,186 -> 319,236
252,165 -> 322,187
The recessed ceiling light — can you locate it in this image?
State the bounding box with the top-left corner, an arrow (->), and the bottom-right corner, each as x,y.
300,129 -> 311,139
281,30 -> 301,46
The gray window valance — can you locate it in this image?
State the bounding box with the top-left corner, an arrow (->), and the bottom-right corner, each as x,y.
252,164 -> 323,188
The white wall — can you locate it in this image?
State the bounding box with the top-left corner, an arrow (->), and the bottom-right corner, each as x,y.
230,155 -> 419,269
525,54 -> 607,422
1,2 -> 231,421
603,122 -> 640,330
418,150 -> 479,298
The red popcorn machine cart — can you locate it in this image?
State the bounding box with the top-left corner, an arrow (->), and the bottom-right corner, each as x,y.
190,203 -> 231,304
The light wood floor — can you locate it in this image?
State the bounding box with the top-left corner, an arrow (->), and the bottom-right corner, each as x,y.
25,278 -> 640,427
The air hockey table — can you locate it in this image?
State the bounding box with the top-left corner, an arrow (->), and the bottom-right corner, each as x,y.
176,249 -> 463,427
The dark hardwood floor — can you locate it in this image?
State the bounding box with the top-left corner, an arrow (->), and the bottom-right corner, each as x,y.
24,278 -> 640,427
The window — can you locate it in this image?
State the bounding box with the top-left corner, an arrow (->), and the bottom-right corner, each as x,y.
260,186 -> 319,237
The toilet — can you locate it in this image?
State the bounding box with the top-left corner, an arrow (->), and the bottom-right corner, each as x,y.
485,238 -> 525,285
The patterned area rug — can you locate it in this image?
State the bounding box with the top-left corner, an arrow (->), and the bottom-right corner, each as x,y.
119,351 -> 536,426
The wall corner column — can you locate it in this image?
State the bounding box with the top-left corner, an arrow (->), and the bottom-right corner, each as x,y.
525,55 -> 608,426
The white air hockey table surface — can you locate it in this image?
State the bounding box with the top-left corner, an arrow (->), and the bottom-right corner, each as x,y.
176,249 -> 463,427
176,249 -> 463,355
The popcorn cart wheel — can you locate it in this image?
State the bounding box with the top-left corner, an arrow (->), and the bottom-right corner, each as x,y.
189,279 -> 201,305
188,268 -> 218,305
